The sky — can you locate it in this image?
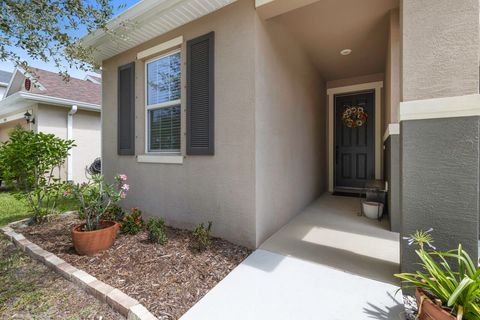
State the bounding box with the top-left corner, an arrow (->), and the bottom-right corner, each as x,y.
0,0 -> 140,80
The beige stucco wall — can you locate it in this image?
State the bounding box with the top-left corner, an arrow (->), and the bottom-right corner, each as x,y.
72,109 -> 101,182
401,0 -> 479,101
36,104 -> 101,183
384,8 -> 400,129
0,118 -> 28,143
101,0 -> 257,247
254,16 -> 326,246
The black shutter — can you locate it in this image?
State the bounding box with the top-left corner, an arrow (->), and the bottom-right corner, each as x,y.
117,62 -> 135,155
187,32 -> 214,155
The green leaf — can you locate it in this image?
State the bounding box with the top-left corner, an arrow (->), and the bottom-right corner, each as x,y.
448,277 -> 474,307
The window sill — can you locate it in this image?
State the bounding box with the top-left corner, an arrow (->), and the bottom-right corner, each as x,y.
136,154 -> 184,164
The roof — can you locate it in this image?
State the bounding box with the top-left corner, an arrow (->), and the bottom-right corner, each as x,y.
80,0 -> 237,62
27,68 -> 101,105
0,67 -> 101,116
0,70 -> 12,85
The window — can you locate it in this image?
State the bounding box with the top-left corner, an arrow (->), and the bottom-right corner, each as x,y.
146,50 -> 181,153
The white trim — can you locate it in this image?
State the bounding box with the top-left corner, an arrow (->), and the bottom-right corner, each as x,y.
0,111 -> 25,125
146,99 -> 181,111
79,0 -> 236,62
0,92 -> 100,121
400,94 -> 480,121
326,81 -> 384,95
67,105 -> 78,181
4,69 -> 20,98
327,81 -> 383,193
18,67 -> 47,91
255,0 -> 274,6
137,36 -> 183,60
20,92 -> 101,111
144,49 -> 182,154
383,123 -> 400,142
84,75 -> 101,84
137,154 -> 183,164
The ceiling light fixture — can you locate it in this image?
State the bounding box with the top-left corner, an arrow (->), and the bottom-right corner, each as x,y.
340,49 -> 352,56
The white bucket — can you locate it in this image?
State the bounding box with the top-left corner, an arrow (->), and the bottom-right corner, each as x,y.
362,201 -> 384,219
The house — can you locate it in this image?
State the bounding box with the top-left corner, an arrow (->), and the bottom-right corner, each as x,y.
81,0 -> 479,272
0,70 -> 12,99
0,67 -> 102,182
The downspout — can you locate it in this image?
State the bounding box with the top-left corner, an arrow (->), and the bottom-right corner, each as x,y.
67,105 -> 77,182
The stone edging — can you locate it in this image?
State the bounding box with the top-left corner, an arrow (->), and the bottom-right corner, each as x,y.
0,221 -> 157,320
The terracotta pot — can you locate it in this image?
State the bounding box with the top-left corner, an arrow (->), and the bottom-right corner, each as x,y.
72,220 -> 119,255
415,288 -> 455,320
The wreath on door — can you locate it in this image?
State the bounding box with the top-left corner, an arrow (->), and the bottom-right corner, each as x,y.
342,105 -> 368,128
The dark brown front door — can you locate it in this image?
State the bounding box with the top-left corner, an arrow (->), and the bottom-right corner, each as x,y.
335,91 -> 375,189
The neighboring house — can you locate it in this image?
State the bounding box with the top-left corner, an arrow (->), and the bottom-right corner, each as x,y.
81,0 -> 479,272
0,70 -> 13,99
0,67 -> 102,182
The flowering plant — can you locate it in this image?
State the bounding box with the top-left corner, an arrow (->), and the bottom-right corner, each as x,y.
395,229 -> 480,319
67,173 -> 129,231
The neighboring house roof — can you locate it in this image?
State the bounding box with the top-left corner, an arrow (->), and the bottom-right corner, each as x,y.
0,67 -> 101,116
80,0 -> 236,62
26,69 -> 101,105
0,70 -> 12,86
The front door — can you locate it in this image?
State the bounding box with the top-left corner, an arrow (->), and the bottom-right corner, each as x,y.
335,91 -> 375,189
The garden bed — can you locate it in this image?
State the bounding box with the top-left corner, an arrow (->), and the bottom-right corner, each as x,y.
13,214 -> 251,320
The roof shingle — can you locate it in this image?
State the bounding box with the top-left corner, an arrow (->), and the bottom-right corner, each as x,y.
28,69 -> 101,106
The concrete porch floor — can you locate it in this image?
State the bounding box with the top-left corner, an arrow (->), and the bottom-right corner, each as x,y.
261,194 -> 400,284
180,194 -> 404,320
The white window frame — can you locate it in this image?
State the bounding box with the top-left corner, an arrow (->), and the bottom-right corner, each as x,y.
144,49 -> 182,154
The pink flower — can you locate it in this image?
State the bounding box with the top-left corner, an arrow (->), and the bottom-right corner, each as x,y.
118,174 -> 128,181
120,192 -> 127,199
63,191 -> 71,197
121,184 -> 130,191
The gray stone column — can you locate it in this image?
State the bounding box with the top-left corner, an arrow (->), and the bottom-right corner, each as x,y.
400,0 -> 480,275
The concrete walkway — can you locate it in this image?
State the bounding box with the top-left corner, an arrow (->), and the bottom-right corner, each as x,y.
181,194 -> 405,320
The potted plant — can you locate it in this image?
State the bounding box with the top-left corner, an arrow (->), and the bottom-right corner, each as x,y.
68,173 -> 129,255
395,229 -> 480,320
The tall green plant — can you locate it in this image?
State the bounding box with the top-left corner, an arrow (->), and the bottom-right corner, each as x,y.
68,174 -> 128,231
395,229 -> 480,319
0,127 -> 74,221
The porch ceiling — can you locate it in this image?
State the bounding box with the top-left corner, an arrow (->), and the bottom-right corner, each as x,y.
272,0 -> 399,81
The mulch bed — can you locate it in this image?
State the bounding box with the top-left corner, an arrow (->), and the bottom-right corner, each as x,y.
14,215 -> 251,319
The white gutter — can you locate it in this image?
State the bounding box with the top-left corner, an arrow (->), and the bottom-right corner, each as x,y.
67,105 -> 78,182
0,91 -> 100,118
0,111 -> 25,125
20,92 -> 100,112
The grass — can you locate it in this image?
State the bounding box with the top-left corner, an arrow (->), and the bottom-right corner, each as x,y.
0,192 -> 30,227
0,191 -> 78,227
0,235 -> 119,319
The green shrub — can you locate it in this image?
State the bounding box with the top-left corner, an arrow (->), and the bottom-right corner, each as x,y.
0,127 -> 75,222
193,221 -> 213,250
121,208 -> 143,235
146,218 -> 167,245
104,204 -> 125,222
